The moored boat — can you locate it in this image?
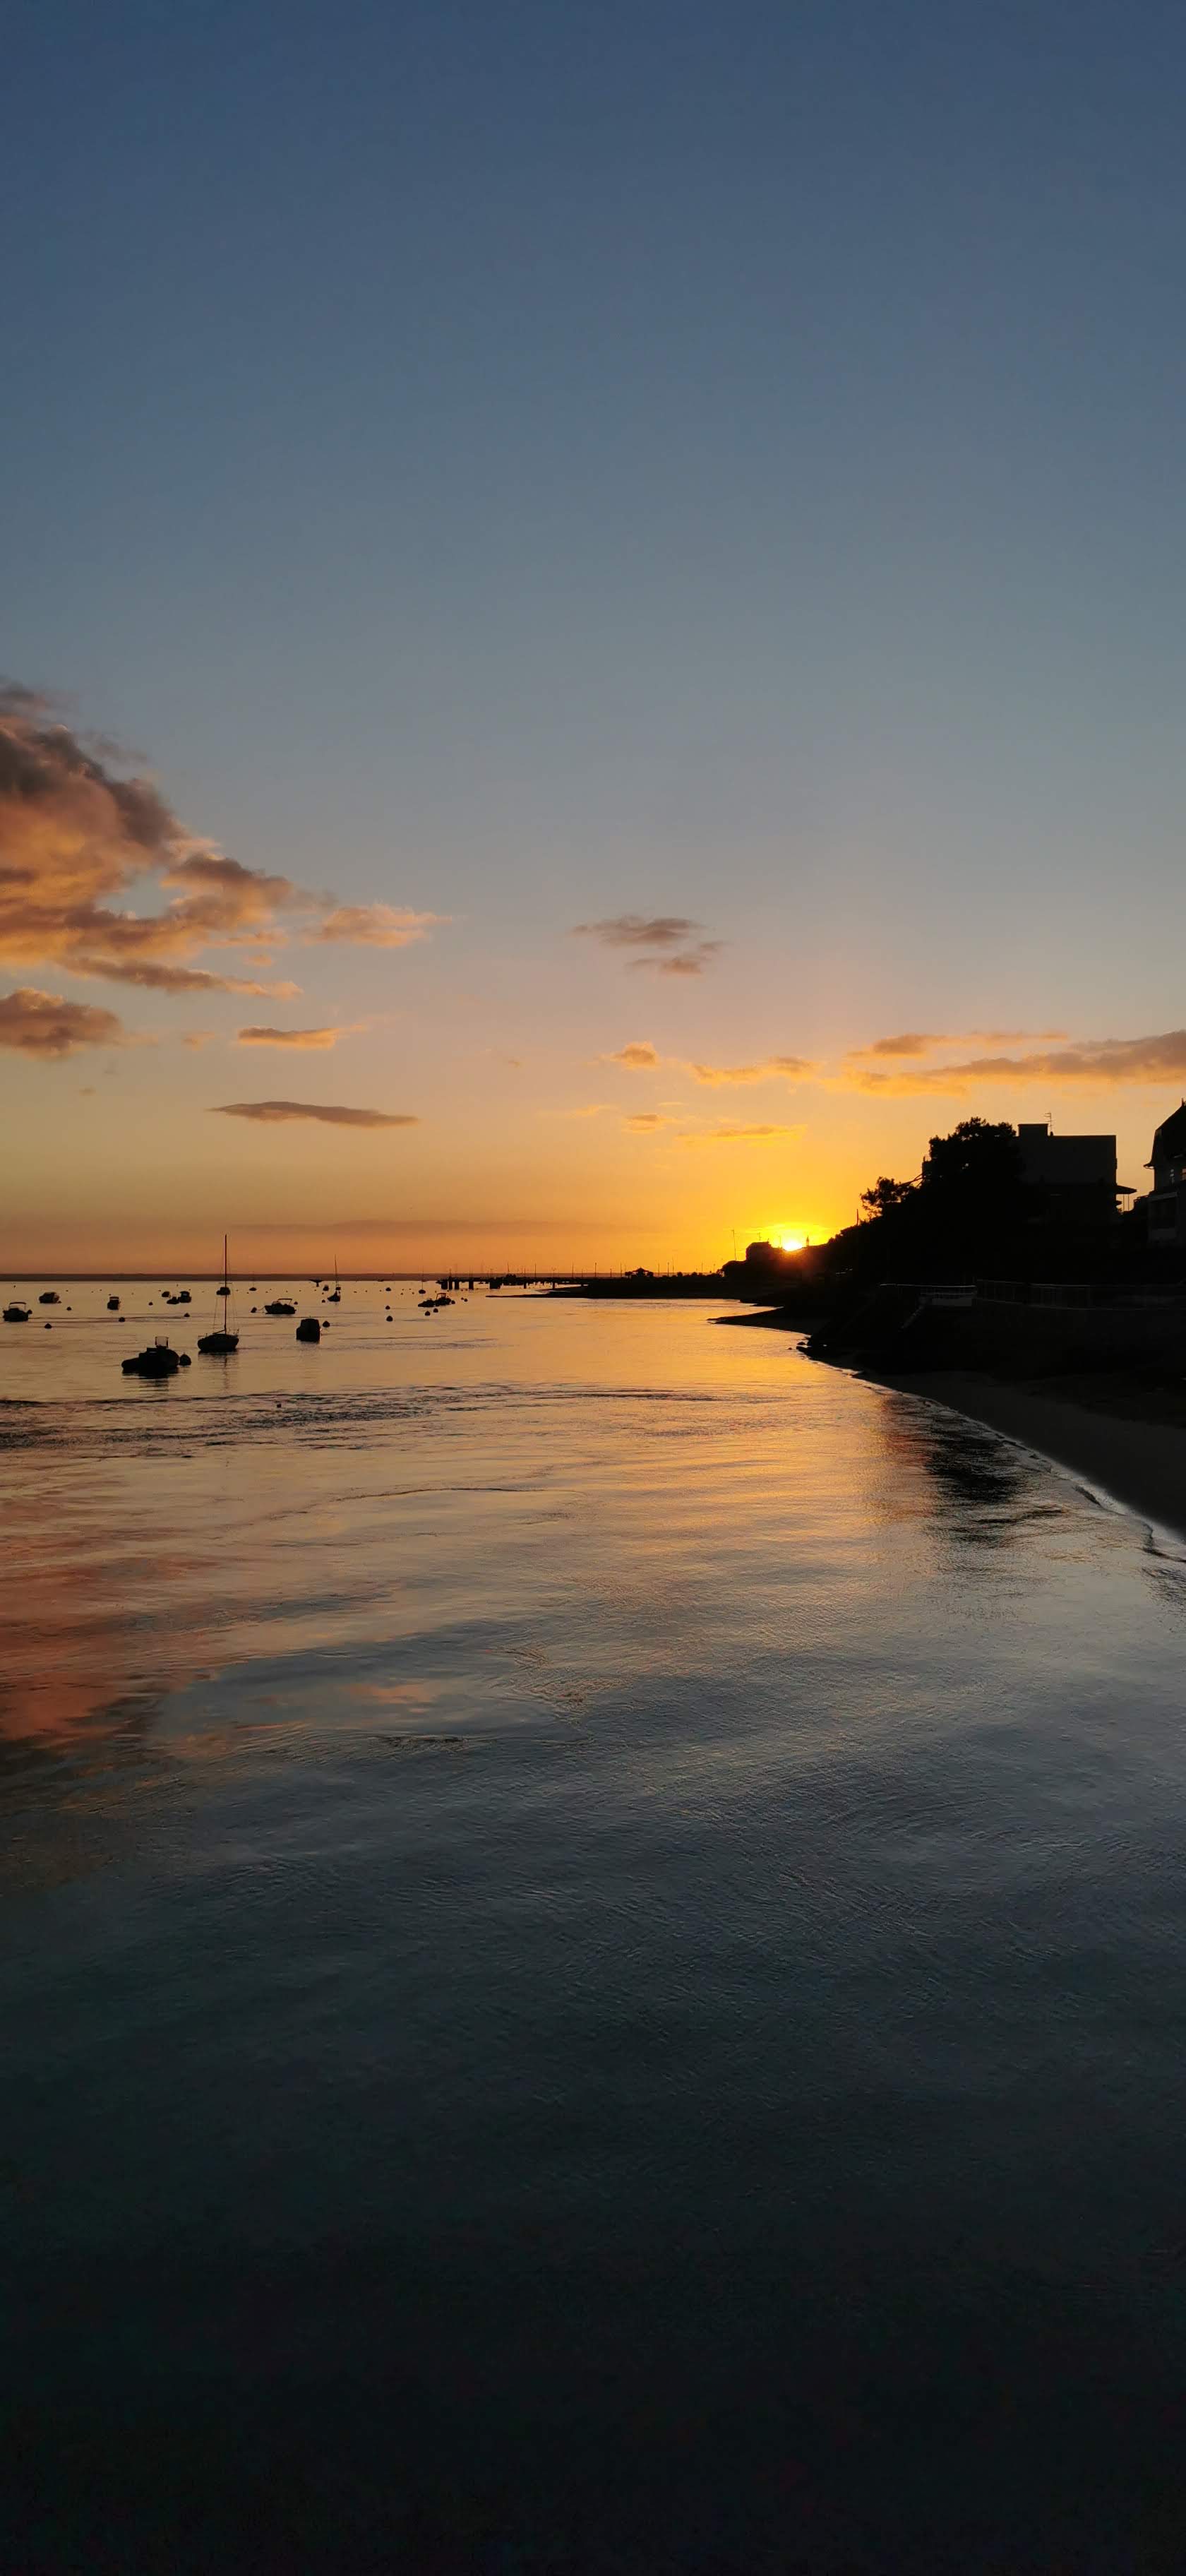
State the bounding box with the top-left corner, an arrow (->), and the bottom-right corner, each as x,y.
296,1316 -> 321,1342
198,1235 -> 239,1354
39,1290 -> 59,1305
107,1294 -> 120,1311
4,1301 -> 31,1323
122,1339 -> 189,1378
265,1298 -> 296,1316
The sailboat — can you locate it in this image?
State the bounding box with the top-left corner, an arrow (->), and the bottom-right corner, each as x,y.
325,1257 -> 342,1304
198,1236 -> 239,1355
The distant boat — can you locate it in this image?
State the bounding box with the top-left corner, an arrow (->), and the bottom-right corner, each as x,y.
265,1297 -> 296,1316
4,1301 -> 31,1323
325,1260 -> 342,1304
107,1294 -> 120,1311
123,1339 -> 189,1378
198,1234 -> 239,1355
38,1290 -> 59,1305
296,1316 -> 321,1342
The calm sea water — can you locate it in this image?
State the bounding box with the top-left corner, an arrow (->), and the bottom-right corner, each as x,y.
4,1285 -> 1186,2571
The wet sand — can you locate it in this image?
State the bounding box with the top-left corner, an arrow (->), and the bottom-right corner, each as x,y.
873,1368 -> 1186,1545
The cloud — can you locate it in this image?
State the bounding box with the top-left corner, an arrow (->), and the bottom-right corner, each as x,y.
575,915 -> 722,977
236,1024 -> 350,1049
846,1030 -> 1186,1095
212,1100 -> 419,1127
855,1032 -> 949,1061
851,1027 -> 1070,1062
604,1042 -> 812,1085
626,941 -> 722,977
0,683 -> 444,998
606,1040 -> 661,1070
688,1054 -> 813,1085
680,1121 -> 798,1145
313,904 -> 445,948
623,1111 -> 672,1132
575,914 -> 701,949
0,984 -> 128,1056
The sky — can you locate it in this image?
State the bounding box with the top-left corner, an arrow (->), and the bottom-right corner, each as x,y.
5,0 -> 1186,1271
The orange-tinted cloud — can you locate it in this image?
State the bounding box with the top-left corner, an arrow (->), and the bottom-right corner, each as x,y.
689,1055 -> 813,1085
623,1111 -> 671,1132
211,1099 -> 419,1127
0,984 -> 128,1056
236,1024 -> 349,1049
680,1121 -> 798,1145
607,1041 -> 661,1070
626,942 -> 722,977
0,684 -> 443,998
850,1027 -> 1069,1062
855,1032 -> 948,1060
313,903 -> 445,947
846,1030 -> 1186,1094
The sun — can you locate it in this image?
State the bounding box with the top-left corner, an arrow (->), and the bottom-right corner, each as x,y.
776,1228 -> 808,1252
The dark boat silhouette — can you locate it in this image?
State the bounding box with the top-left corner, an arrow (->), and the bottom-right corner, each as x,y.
38,1290 -> 59,1305
296,1316 -> 321,1342
265,1297 -> 296,1316
4,1301 -> 31,1323
123,1339 -> 189,1378
107,1294 -> 120,1311
325,1257 -> 342,1304
198,1235 -> 239,1354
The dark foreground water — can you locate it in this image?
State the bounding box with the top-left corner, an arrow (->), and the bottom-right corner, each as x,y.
4,1288 -> 1186,2570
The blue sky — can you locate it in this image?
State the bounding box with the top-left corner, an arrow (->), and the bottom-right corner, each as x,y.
5,0 -> 1186,1260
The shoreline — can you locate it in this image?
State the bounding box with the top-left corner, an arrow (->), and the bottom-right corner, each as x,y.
867,1366 -> 1186,1547
713,1305 -> 1186,1546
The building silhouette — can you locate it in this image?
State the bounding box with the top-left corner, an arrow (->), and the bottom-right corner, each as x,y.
1145,1102 -> 1186,1247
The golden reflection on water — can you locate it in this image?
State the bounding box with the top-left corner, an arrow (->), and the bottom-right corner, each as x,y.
0,1293 -> 1151,1784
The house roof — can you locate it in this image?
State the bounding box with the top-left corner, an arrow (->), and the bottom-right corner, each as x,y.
1150,1101 -> 1186,1162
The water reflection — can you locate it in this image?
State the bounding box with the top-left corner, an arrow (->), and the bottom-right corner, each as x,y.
876,1387 -> 1066,1547
7,1313 -> 1186,2568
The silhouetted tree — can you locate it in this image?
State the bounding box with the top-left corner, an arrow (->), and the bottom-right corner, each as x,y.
919,1118 -> 1021,1206
860,1176 -> 917,1218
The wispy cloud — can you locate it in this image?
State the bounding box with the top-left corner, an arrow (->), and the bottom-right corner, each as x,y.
604,1042 -> 811,1085
688,1054 -> 813,1085
575,914 -> 700,949
313,904 -> 445,948
681,1121 -> 799,1145
574,914 -> 722,977
0,683 -> 445,1001
623,1111 -> 672,1132
211,1100 -> 419,1127
0,984 -> 128,1057
626,941 -> 722,977
845,1030 -> 1186,1094
849,1027 -> 1069,1063
236,1024 -> 352,1049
